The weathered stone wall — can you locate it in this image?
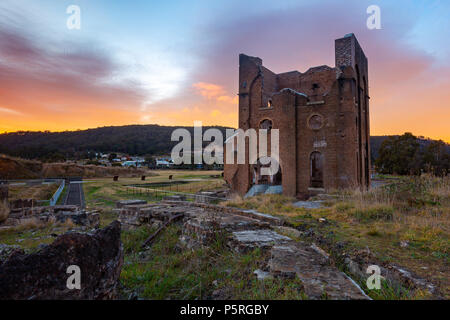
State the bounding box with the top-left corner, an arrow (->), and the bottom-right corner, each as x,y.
9,198 -> 34,210
0,221 -> 123,300
2,205 -> 99,228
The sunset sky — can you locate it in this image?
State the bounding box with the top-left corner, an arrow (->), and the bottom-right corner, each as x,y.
0,0 -> 449,142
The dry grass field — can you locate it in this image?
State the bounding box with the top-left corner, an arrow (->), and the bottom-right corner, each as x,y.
223,175 -> 449,298
7,183 -> 59,201
82,170 -> 224,209
2,169 -> 447,299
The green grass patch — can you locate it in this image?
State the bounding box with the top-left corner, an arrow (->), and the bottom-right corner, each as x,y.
119,224 -> 307,300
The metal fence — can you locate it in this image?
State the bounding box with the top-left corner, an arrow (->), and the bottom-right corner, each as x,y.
49,179 -> 65,206
124,184 -> 227,204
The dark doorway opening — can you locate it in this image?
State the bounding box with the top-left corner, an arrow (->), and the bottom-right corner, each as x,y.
310,151 -> 324,188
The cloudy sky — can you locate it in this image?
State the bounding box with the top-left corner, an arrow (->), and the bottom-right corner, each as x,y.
0,0 -> 449,142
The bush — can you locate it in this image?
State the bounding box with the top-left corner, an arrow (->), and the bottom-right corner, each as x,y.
334,202 -> 355,213
351,204 -> 394,222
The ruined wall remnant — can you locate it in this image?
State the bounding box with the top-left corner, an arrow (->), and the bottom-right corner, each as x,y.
224,34 -> 371,198
2,205 -> 100,228
0,221 -> 123,300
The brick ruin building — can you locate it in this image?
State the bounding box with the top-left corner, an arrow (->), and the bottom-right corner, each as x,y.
224,34 -> 370,198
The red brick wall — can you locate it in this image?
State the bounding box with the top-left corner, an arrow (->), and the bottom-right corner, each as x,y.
225,34 -> 370,197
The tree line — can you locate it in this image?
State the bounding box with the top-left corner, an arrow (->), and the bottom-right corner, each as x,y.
0,126 -> 448,176
0,125 -> 230,162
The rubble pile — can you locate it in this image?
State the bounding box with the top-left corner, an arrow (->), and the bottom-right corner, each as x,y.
2,204 -> 100,228
0,221 -> 123,299
115,199 -> 370,300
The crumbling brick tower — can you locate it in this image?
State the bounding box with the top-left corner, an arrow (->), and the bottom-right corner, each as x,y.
224,34 -> 370,198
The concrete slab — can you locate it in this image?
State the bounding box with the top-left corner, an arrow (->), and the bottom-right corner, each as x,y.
293,200 -> 324,209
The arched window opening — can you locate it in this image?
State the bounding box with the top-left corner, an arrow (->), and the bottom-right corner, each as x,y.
259,119 -> 273,131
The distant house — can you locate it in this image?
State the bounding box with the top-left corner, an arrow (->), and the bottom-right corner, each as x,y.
122,161 -> 137,167
122,159 -> 145,167
155,159 -> 172,168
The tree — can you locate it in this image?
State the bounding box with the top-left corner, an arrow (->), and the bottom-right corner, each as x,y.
423,140 -> 450,176
375,133 -> 421,175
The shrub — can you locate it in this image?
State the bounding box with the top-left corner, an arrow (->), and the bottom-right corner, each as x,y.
351,204 -> 395,222
334,202 -> 355,213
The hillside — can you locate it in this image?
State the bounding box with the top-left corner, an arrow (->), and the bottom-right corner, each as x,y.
0,125 -> 448,162
0,155 -> 150,180
0,125 -> 231,160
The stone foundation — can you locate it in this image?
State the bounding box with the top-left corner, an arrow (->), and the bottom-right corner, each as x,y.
2,205 -> 100,228
114,200 -> 372,299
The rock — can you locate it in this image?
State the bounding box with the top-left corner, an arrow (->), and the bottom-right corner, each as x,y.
211,288 -> 231,300
151,220 -> 163,229
229,229 -> 292,253
293,201 -> 324,209
253,269 -> 273,280
344,257 -> 365,279
0,244 -> 22,263
310,243 -> 330,260
116,200 -> 147,208
3,205 -> 99,228
195,192 -> 216,203
390,265 -> 437,295
163,195 -> 186,201
37,244 -> 48,250
240,209 -> 283,225
268,246 -> 298,279
0,221 -> 123,300
273,226 -> 303,238
269,243 -> 370,300
128,292 -> 139,300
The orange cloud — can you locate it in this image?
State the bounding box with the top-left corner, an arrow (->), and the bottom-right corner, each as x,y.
193,82 -> 238,104
193,82 -> 226,99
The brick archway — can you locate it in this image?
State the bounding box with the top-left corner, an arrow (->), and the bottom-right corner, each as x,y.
252,157 -> 282,186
